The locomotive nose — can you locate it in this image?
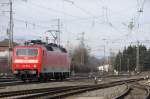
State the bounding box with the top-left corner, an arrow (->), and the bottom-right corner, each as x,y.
14,63 -> 38,69
14,70 -> 18,74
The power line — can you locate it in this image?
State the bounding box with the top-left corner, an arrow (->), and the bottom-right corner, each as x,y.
1,14 -> 53,29
28,1 -> 83,19
134,0 -> 146,27
23,1 -> 106,26
72,3 -> 94,16
134,0 -> 146,72
15,0 -> 107,28
45,19 -> 61,45
63,0 -> 111,26
7,0 -> 132,28
27,1 -> 105,21
63,0 -> 98,18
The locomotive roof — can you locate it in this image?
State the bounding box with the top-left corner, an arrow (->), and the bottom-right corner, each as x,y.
15,40 -> 67,53
45,43 -> 67,53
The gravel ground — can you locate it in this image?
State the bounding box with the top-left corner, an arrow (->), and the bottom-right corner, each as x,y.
124,87 -> 146,99
66,84 -> 127,99
65,76 -> 147,99
138,79 -> 150,86
124,80 -> 148,99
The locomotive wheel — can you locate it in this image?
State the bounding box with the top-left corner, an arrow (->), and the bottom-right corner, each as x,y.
38,74 -> 44,82
60,73 -> 63,80
59,73 -> 63,80
39,74 -> 49,82
22,78 -> 30,83
63,73 -> 66,79
55,74 -> 59,80
54,73 -> 60,80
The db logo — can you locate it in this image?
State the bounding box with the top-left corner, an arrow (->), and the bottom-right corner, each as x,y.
24,65 -> 29,68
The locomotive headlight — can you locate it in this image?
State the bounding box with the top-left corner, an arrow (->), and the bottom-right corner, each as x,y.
31,70 -> 36,74
16,64 -> 19,68
33,64 -> 37,68
14,70 -> 18,74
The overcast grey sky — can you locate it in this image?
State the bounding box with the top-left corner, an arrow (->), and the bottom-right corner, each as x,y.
0,0 -> 150,57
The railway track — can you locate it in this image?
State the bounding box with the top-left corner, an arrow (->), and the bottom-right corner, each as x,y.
0,76 -> 115,88
114,82 -> 150,99
0,79 -> 18,82
0,75 -> 144,88
0,79 -> 71,88
0,77 -> 91,89
0,78 -> 143,99
0,76 -> 18,82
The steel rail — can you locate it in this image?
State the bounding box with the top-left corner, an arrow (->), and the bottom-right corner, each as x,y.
0,76 -> 91,88
0,76 -> 18,82
133,83 -> 150,99
145,89 -> 150,99
135,83 -> 150,99
113,83 -> 132,99
0,79 -> 69,88
0,85 -> 85,98
114,82 -> 149,99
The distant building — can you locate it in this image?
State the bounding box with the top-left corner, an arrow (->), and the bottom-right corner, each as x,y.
0,46 -> 8,51
0,39 -> 17,74
0,46 -> 9,58
0,45 -> 12,74
0,39 -> 17,57
98,64 -> 110,72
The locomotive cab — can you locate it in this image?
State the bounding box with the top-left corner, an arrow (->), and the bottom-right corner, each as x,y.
12,46 -> 42,81
12,40 -> 71,81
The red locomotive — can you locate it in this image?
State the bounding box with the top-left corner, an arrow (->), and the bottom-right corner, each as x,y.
12,40 -> 70,81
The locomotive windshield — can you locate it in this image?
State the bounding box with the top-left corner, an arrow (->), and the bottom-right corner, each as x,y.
16,48 -> 38,56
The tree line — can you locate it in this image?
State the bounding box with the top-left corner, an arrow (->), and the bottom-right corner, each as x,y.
70,42 -> 99,73
113,45 -> 150,72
